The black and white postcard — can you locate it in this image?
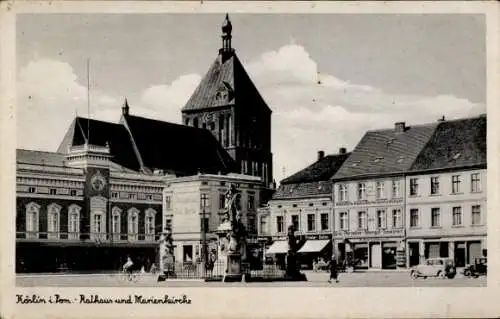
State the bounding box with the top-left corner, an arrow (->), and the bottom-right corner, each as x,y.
0,1 -> 499,318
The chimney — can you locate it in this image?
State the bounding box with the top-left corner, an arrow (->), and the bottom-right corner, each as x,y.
394,122 -> 406,133
339,147 -> 347,155
317,150 -> 325,160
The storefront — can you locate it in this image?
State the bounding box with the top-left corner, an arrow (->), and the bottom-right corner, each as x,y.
265,240 -> 288,268
297,239 -> 332,269
335,238 -> 401,269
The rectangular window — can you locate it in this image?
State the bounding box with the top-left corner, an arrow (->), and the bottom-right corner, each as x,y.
377,210 -> 386,228
69,213 -> 79,234
291,215 -> 299,231
339,212 -> 348,230
392,209 -> 402,228
112,215 -> 120,233
247,215 -> 256,233
357,211 -> 367,230
27,212 -> 38,232
431,208 -> 441,227
320,213 -> 329,230
165,196 -> 172,210
376,181 -> 385,199
49,188 -> 57,195
339,184 -> 348,201
48,212 -> 59,233
94,214 -> 103,233
111,192 -> 118,198
392,180 -> 400,198
28,187 -> 36,193
409,178 -> 419,196
247,194 -> 255,210
146,194 -> 153,200
219,194 -> 226,209
430,177 -> 440,195
165,218 -> 172,230
128,193 -> 136,200
307,214 -> 316,231
357,183 -> 367,200
276,216 -> 284,233
471,173 -> 481,193
410,209 -> 419,227
146,216 -> 155,235
452,175 -> 461,194
260,216 -> 268,235
472,205 -> 481,225
70,189 -> 77,196
452,207 -> 462,226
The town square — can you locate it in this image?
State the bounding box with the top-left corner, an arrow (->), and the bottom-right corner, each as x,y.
14,12 -> 487,287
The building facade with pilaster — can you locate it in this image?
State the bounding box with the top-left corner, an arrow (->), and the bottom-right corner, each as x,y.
266,148 -> 350,269
405,115 -> 487,267
332,121 -> 438,269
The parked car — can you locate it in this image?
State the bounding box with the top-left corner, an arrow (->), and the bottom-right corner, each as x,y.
410,257 -> 456,279
463,257 -> 487,278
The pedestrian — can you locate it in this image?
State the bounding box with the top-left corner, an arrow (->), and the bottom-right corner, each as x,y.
328,255 -> 339,284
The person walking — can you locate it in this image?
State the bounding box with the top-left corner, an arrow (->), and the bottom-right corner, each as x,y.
328,255 -> 339,284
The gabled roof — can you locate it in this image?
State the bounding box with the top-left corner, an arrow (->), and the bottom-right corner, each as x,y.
272,181 -> 333,200
57,117 -> 141,171
17,149 -> 67,167
122,114 -> 237,175
282,153 -> 351,184
333,123 -> 438,181
410,115 -> 486,172
272,152 -> 350,200
181,52 -> 271,113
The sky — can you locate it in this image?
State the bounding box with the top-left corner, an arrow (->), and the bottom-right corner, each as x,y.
16,13 -> 486,181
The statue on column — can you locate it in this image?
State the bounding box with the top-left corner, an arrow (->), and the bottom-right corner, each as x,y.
158,227 -> 175,280
224,184 -> 247,254
285,224 -> 306,280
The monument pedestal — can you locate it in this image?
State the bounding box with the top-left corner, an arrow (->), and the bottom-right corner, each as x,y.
223,253 -> 243,282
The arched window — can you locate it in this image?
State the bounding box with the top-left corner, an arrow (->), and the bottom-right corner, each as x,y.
47,203 -> 61,239
68,204 -> 81,240
128,208 -> 139,241
25,202 -> 40,239
112,207 -> 122,240
193,117 -> 199,128
145,208 -> 157,240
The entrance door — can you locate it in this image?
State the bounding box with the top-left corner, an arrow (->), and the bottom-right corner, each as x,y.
454,242 -> 466,267
468,242 -> 482,264
370,243 -> 382,268
409,242 -> 420,266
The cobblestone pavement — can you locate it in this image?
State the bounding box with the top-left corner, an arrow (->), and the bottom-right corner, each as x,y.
17,270 -> 486,287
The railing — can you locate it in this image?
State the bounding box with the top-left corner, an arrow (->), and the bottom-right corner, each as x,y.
16,231 -> 161,242
160,261 -> 286,280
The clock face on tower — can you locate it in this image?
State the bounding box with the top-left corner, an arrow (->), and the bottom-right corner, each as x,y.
90,171 -> 107,192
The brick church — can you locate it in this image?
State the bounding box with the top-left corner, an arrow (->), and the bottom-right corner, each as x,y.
15,14 -> 274,273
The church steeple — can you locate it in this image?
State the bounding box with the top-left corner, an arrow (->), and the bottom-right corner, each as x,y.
219,13 -> 234,61
122,98 -> 130,116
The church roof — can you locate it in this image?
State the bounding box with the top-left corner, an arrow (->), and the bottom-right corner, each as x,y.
181,53 -> 271,113
409,115 -> 486,172
122,114 -> 237,175
333,122 -> 438,181
57,117 -> 141,171
56,115 -> 237,176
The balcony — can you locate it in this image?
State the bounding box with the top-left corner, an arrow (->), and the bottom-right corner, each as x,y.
334,228 -> 404,239
16,231 -> 161,244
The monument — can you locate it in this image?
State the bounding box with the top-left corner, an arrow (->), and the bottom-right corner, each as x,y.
285,225 -> 307,281
157,227 -> 176,281
215,184 -> 247,282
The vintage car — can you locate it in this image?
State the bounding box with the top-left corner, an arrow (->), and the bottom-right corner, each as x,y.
463,257 -> 487,278
410,257 -> 456,279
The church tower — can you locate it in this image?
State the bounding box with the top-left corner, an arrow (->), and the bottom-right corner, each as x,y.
181,14 -> 273,188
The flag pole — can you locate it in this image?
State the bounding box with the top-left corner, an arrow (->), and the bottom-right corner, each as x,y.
87,58 -> 91,144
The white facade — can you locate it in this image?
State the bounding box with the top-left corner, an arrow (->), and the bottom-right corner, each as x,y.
405,168 -> 487,267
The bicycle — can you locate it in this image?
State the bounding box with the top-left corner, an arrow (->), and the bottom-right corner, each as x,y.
120,268 -> 139,283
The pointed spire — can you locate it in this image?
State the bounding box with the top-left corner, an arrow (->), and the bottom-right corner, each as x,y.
122,98 -> 130,116
220,13 -> 234,61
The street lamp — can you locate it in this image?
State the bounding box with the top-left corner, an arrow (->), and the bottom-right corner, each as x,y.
200,193 -> 209,265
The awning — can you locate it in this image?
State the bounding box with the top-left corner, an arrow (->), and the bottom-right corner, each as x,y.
266,241 -> 288,254
297,240 -> 330,253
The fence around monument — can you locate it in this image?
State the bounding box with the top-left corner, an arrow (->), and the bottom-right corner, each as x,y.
164,261 -> 286,280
